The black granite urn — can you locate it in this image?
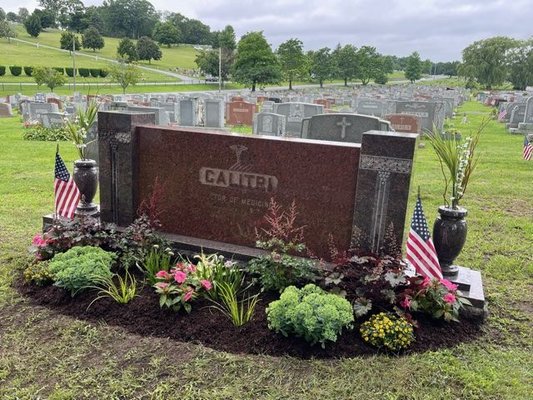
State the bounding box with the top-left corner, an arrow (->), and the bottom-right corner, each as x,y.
433,206 -> 468,277
73,159 -> 99,216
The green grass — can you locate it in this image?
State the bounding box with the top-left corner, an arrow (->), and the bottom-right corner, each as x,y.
0,99 -> 532,398
11,24 -> 199,70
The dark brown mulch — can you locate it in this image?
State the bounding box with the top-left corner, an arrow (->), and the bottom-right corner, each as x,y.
14,278 -> 484,359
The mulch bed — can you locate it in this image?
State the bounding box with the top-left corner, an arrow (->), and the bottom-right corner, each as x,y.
15,277 -> 484,359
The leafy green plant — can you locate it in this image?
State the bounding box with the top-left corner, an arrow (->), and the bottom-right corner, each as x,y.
87,269 -> 139,308
194,251 -> 243,300
248,199 -> 318,292
153,262 -> 213,313
23,261 -> 54,285
427,118 -> 488,209
398,276 -> 471,322
64,100 -> 99,159
78,68 -> 90,77
138,244 -> 174,285
266,284 -> 354,348
360,312 -> 415,352
209,281 -> 260,327
90,68 -> 100,77
23,66 -> 33,76
99,68 -> 109,78
22,123 -> 69,141
65,67 -> 76,77
48,246 -> 116,296
0,66 -> 5,76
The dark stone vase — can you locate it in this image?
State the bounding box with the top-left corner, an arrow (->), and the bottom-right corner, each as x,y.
433,206 -> 468,277
73,159 -> 99,216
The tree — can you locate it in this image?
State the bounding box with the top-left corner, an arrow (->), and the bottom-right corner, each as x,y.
333,44 -> 358,86
82,27 -> 104,52
405,51 -> 423,83
195,49 -> 235,85
0,20 -> 17,43
506,40 -> 533,90
33,8 -> 55,29
356,46 -> 381,85
100,0 -> 158,38
277,38 -> 306,90
33,66 -> 67,91
136,36 -> 162,64
309,47 -> 333,88
109,60 -> 142,93
18,7 -> 30,22
232,31 -> 281,91
117,37 -> 138,62
461,36 -> 517,89
152,21 -> 180,47
6,12 -> 18,22
60,31 -> 81,51
0,8 -> 6,21
215,25 -> 236,50
24,14 -> 42,38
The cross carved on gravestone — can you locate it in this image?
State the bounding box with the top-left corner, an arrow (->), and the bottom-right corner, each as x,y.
337,117 -> 352,139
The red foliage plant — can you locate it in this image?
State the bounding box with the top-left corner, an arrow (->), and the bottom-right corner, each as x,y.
137,176 -> 166,228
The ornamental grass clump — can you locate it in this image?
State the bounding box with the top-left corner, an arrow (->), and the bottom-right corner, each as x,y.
48,246 -> 116,296
64,100 -> 99,160
427,118 -> 488,209
360,312 -> 414,352
266,284 -> 354,348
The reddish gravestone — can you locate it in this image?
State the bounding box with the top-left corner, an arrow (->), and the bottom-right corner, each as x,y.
385,114 -> 421,133
314,99 -> 331,109
98,111 -> 418,258
227,101 -> 256,125
230,96 -> 244,102
47,97 -> 63,110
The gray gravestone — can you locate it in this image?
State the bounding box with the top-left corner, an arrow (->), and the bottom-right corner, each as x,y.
253,112 -> 286,136
127,105 -> 170,126
0,103 -> 13,118
204,99 -> 225,128
40,112 -> 66,128
178,98 -> 198,126
273,102 -> 324,136
29,102 -> 59,121
303,113 -> 391,143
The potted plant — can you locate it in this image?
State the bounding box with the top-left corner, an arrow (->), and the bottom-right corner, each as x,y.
426,118 -> 488,276
64,100 -> 100,216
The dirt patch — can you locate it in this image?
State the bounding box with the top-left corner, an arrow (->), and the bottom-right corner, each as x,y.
15,277 -> 484,359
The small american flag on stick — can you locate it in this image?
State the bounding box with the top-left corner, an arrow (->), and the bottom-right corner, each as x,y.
406,194 -> 443,280
54,149 -> 80,219
523,136 -> 533,161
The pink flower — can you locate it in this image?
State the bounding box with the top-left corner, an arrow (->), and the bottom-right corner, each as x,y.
175,262 -> 187,271
174,271 -> 187,284
421,276 -> 432,288
187,264 -> 197,273
400,297 -> 411,309
183,289 -> 194,302
440,279 -> 458,291
443,293 -> 456,304
155,270 -> 171,280
32,234 -> 46,247
200,280 -> 212,291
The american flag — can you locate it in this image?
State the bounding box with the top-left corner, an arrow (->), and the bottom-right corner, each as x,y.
406,195 -> 443,280
524,136 -> 533,161
497,108 -> 506,121
54,151 -> 80,219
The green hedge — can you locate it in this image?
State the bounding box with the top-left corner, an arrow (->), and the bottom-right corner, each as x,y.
65,67 -> 76,77
23,66 -> 33,76
53,67 -> 65,75
90,68 -> 100,77
99,69 -> 108,78
9,66 -> 22,76
78,68 -> 90,77
0,66 -> 5,76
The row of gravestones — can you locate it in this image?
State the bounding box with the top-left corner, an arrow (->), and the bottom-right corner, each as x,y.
495,95 -> 533,135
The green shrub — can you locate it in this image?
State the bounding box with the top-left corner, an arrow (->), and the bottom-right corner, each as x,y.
138,244 -> 174,285
9,65 -> 22,76
360,312 -> 415,352
99,69 -> 108,78
53,67 -> 64,75
65,67 -> 76,77
22,123 -> 69,141
23,66 -> 33,76
0,66 -> 5,76
48,246 -> 116,295
266,284 -> 354,347
24,261 -> 54,285
78,68 -> 90,77
90,68 -> 100,77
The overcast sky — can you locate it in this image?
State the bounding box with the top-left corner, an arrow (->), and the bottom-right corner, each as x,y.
2,0 -> 531,61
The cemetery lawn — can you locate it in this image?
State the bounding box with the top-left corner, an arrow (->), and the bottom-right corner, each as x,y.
0,101 -> 532,399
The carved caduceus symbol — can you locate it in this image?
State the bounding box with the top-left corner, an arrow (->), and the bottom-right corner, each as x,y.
230,144 -> 248,164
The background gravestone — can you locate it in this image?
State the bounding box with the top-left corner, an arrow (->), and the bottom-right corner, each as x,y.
253,112 -> 286,136
304,113 -> 391,143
